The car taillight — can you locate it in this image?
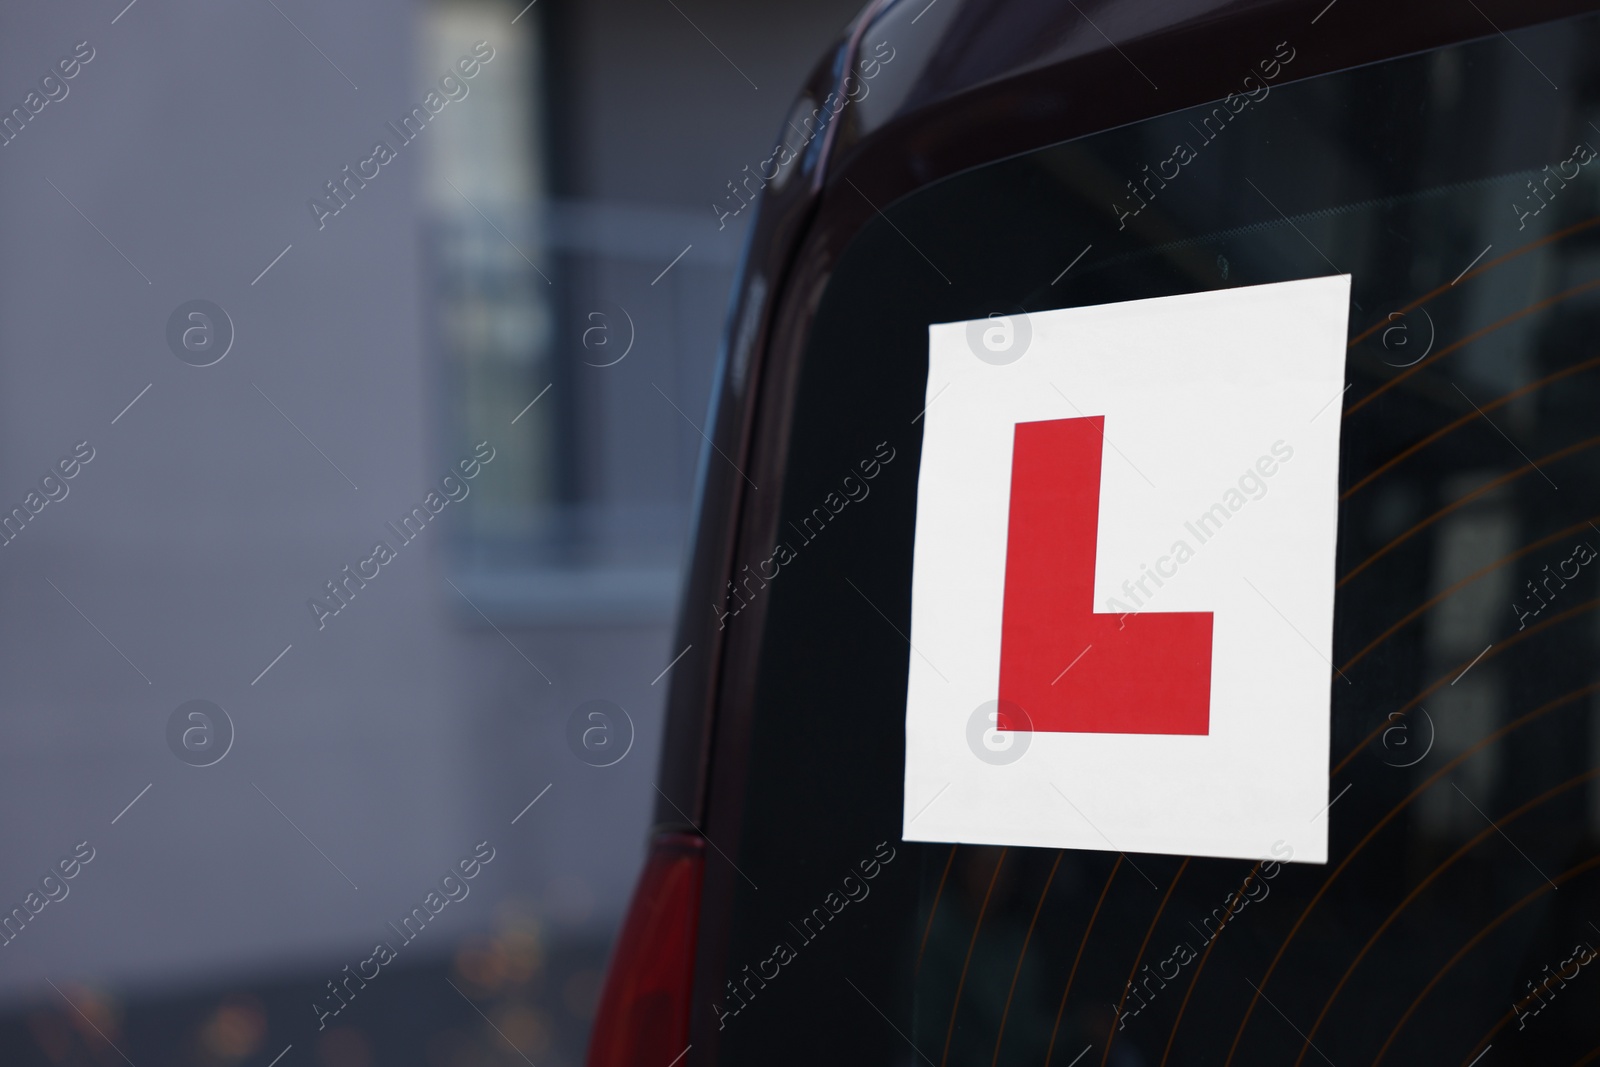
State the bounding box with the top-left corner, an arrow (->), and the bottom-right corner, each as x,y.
586,832 -> 705,1067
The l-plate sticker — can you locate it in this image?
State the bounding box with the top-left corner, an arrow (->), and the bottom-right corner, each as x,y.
903,276 -> 1350,864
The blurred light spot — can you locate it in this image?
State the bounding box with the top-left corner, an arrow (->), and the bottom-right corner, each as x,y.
455,937 -> 511,992
200,995 -> 267,1062
316,1027 -> 372,1067
494,1002 -> 550,1056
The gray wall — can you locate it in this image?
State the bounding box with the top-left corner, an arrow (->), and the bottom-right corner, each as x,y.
0,0 -> 859,1013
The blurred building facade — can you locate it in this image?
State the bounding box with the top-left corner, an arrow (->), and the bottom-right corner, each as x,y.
0,0 -> 859,1062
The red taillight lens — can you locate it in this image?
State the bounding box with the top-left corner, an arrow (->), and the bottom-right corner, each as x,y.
586,832 -> 705,1067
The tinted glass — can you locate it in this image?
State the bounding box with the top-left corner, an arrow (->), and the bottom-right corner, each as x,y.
707,12 -> 1600,1066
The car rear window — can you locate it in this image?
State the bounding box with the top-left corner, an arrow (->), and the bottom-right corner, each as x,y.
704,11 -> 1600,1065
